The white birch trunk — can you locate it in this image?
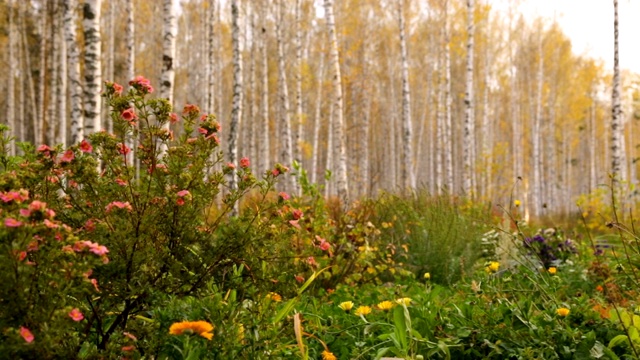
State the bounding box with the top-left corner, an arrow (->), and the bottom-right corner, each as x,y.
83,0 -> 102,135
65,0 -> 83,144
105,0 -> 116,134
311,53 -> 325,185
7,0 -> 16,154
276,0 -> 294,192
531,31 -> 544,217
294,0 -> 304,169
229,0 -> 243,191
259,0 -> 270,176
611,0 -> 626,180
443,3 -> 454,192
47,1 -> 58,145
398,0 -> 415,190
160,0 -> 177,105
20,2 -> 38,145
206,0 -> 215,112
57,5 -> 67,147
247,3 -> 257,168
37,4 -> 48,144
324,0 -> 349,203
463,0 -> 475,195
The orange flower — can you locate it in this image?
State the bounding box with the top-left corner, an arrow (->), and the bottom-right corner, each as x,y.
322,350 -> 337,360
596,285 -> 604,292
556,308 -> 570,317
169,321 -> 214,340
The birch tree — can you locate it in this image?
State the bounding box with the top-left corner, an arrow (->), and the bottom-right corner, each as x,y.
229,0 -> 243,191
160,0 -> 177,105
611,0 -> 626,180
463,0 -> 475,195
531,29 -> 544,217
276,0 -> 294,192
398,0 -> 415,190
324,0 -> 349,203
64,0 -> 83,144
57,3 -> 67,147
258,0 -> 270,176
294,0 -> 304,168
7,0 -> 16,154
83,0 -> 102,135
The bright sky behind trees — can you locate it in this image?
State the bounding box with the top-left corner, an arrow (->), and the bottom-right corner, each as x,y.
509,0 -> 640,74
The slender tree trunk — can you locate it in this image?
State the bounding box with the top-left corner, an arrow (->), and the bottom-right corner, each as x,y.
463,0 -> 475,195
38,3 -> 48,144
311,53 -> 325,185
105,0 -> 116,133
443,1 -> 454,192
65,0 -> 83,144
611,0 -> 626,180
324,0 -> 349,203
589,90 -> 597,193
398,0 -> 415,190
247,2 -> 257,167
161,0 -> 177,105
47,0 -> 59,145
206,0 -> 216,113
7,0 -> 16,154
20,2 -> 38,145
259,0 -> 270,176
294,0 -> 304,171
276,0 -> 294,192
57,5 -> 67,147
531,30 -> 543,217
229,0 -> 243,191
83,0 -> 102,135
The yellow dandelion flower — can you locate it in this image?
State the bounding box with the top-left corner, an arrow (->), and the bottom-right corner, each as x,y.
486,261 -> 500,273
514,200 -> 521,207
354,305 -> 372,316
267,292 -> 282,302
396,297 -> 412,306
322,350 -> 337,360
548,267 -> 557,275
424,272 -> 431,280
338,301 -> 354,312
169,321 -> 214,340
237,324 -> 245,342
557,308 -> 570,317
377,301 -> 395,311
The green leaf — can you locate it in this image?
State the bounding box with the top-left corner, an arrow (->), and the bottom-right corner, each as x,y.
298,266 -> 330,295
273,298 -> 297,324
393,306 -> 408,352
621,311 -> 632,328
608,334 -> 630,349
373,347 -> 390,360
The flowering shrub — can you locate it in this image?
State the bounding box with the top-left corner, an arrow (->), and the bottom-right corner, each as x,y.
523,228 -> 577,268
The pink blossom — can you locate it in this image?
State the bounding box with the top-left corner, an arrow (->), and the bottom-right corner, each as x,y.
176,198 -> 185,206
169,113 -> 179,124
28,200 -> 47,212
289,220 -> 301,229
121,108 -> 138,124
68,180 -> 78,188
20,326 -> 34,343
27,241 -> 39,251
279,192 -> 290,200
226,163 -> 236,170
295,275 -> 305,283
271,168 -> 280,177
61,245 -> 74,253
69,308 -> 84,322
129,76 -> 154,93
37,144 -> 52,153
319,241 -> 331,251
43,219 -> 58,229
307,256 -> 317,267
177,190 -> 191,198
17,251 -> 27,261
240,157 -> 250,168
84,219 -> 96,232
115,178 -> 128,186
5,218 -> 22,227
117,143 -> 131,156
19,209 -> 31,217
292,209 -> 303,220
90,278 -> 100,292
60,149 -> 75,163
1,190 -> 28,203
90,244 -> 109,256
206,133 -> 220,144
113,82 -> 123,95
122,345 -> 136,352
123,332 -> 138,341
197,127 -> 208,135
183,104 -> 200,115
105,201 -> 133,213
79,140 -> 93,153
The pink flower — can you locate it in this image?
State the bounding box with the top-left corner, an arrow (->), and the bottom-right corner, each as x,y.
123,332 -> 138,341
122,345 -> 136,352
226,163 -> 236,170
279,192 -> 290,200
37,144 -> 52,153
289,220 -> 301,229
183,104 -> 200,115
240,157 -> 250,168
292,209 -> 303,220
272,168 -> 280,177
176,198 -> 185,206
90,278 -> 100,292
17,251 -> 27,261
79,140 -> 93,153
319,241 -> 331,251
89,244 -> 109,256
19,209 -> 31,217
113,82 -> 123,95
69,308 -> 84,322
197,127 -> 208,135
117,143 -> 131,156
20,326 -> 34,343
28,200 -> 47,212
43,219 -> 58,229
129,76 -> 154,93
5,218 -> 22,227
121,108 -> 138,124
177,190 -> 191,198
105,201 -> 133,213
84,219 -> 96,232
295,275 -> 305,283
307,256 -> 317,267
60,149 -> 75,163
169,113 -> 179,124
115,178 -> 128,186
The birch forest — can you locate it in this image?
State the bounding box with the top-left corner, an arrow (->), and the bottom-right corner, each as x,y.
1,0 -> 637,218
